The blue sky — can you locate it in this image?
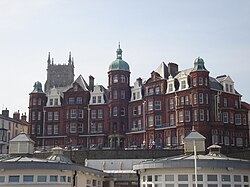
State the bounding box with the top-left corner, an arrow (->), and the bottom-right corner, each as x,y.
0,0 -> 250,115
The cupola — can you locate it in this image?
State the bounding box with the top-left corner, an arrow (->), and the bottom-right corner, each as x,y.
109,43 -> 130,72
192,57 -> 207,71
32,81 -> 43,93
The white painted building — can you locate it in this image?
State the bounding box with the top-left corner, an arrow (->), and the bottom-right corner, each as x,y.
0,132 -> 107,186
133,130 -> 250,187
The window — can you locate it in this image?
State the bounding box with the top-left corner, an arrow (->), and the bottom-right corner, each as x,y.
192,175 -> 203,181
178,175 -> 188,181
138,105 -> 141,115
113,107 -> 118,116
133,93 -> 136,100
98,96 -> 102,103
223,112 -> 228,123
23,175 -> 34,182
165,175 -> 174,181
148,101 -> 153,111
113,90 -> 118,99
70,109 -> 77,118
178,111 -> 183,122
37,125 -> 41,134
205,78 -> 208,86
224,98 -> 228,107
193,93 -> 197,104
49,98 -> 53,105
91,123 -> 96,133
226,84 -> 229,92
78,123 -> 83,133
155,175 -> 162,181
38,98 -> 42,105
147,175 -> 152,182
120,107 -> 125,116
32,111 -> 36,121
181,80 -> 186,89
9,176 -> 19,183
179,184 -> 188,187
234,175 -> 241,182
69,97 -> 74,104
60,176 -> 66,182
169,83 -> 173,92
155,115 -> 161,126
155,87 -> 160,94
47,125 -> 52,135
148,115 -> 154,127
113,75 -> 118,83
50,175 -> 58,182
0,176 -> 5,183
121,90 -> 125,99
91,110 -> 96,119
180,96 -> 185,105
78,110 -> 84,118
206,94 -> 209,104
38,112 -> 41,120
97,122 -> 103,132
200,109 -> 204,121
199,77 -> 203,85
199,93 -> 204,104
185,96 -> 189,105
222,175 -> 230,182
194,109 -> 198,121
243,176 -> 248,182
54,111 -> 59,120
98,109 -> 103,118
235,114 -> 241,125
48,112 -> 53,121
54,124 -> 59,135
138,119 -> 142,130
207,175 -> 217,181
170,98 -> 174,110
185,111 -> 190,122
54,98 -> 58,105
235,100 -> 239,109
120,75 -> 125,83
155,101 -> 161,110
70,123 -> 77,133
92,96 -> 96,103
76,97 -> 82,104
193,78 -> 197,86
133,106 -> 137,116
170,114 -> 175,126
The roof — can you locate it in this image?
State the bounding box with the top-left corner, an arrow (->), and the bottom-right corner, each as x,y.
184,130 -> 206,141
74,75 -> 89,91
10,132 -> 34,143
0,155 -> 107,177
209,76 -> 223,90
133,153 -> 250,171
242,101 -> 250,110
155,62 -> 168,79
109,44 -> 130,72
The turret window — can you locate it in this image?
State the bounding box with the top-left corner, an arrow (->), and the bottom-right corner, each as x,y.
113,75 -> 118,83
120,75 -> 125,83
199,77 -> 203,85
200,109 -> 204,121
121,90 -> 125,99
33,98 -> 37,106
120,107 -> 125,116
193,78 -> 197,87
38,98 -> 42,105
155,87 -> 160,94
113,90 -> 118,99
199,93 -> 204,104
113,107 -> 118,116
235,114 -> 241,125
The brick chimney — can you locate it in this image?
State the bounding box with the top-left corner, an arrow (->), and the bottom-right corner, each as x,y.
2,108 -> 9,117
168,62 -> 178,77
21,113 -> 27,122
13,110 -> 20,120
89,75 -> 95,92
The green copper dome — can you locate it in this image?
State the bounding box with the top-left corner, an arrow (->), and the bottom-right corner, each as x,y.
109,44 -> 130,72
193,57 -> 207,71
32,81 -> 43,93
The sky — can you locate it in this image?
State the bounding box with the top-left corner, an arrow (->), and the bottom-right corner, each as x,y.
0,0 -> 250,116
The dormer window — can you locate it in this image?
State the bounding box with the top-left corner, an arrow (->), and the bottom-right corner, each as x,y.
226,84 -> 229,92
181,80 -> 186,89
230,85 -> 233,93
168,83 -> 173,92
54,98 -> 59,105
49,99 -> 53,106
98,96 -> 102,103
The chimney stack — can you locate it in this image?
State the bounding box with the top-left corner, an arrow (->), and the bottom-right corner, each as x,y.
168,62 -> 178,77
21,113 -> 27,122
13,110 -> 20,120
89,75 -> 95,92
2,108 -> 9,117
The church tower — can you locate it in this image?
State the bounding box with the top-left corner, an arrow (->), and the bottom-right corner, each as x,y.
44,52 -> 75,93
108,44 -> 131,148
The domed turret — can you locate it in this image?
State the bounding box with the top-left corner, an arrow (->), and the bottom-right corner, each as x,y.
32,81 -> 43,93
109,43 -> 130,72
193,57 -> 207,71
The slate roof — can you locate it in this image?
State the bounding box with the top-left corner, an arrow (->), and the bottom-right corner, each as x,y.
74,75 -> 89,91
10,132 -> 34,143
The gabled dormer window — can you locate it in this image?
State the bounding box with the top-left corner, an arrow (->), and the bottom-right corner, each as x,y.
168,83 -> 173,92
181,80 -> 186,89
